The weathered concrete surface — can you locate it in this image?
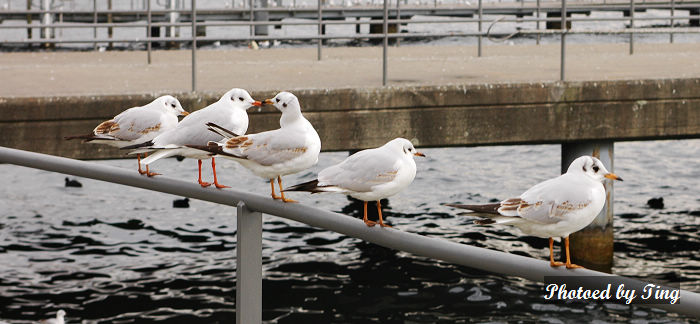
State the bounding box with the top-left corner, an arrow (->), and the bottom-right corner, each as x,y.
2,43 -> 700,98
1,78 -> 700,159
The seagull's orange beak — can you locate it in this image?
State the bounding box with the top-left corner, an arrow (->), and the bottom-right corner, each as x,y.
604,173 -> 623,181
414,152 -> 426,157
179,111 -> 190,117
252,100 -> 263,107
262,99 -> 274,105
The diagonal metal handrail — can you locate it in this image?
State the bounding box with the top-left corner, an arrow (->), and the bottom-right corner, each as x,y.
1,146 -> 699,318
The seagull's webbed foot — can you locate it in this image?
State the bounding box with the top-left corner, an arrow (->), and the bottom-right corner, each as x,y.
277,176 -> 297,203
362,201 -> 376,227
550,260 -> 565,267
565,263 -> 584,269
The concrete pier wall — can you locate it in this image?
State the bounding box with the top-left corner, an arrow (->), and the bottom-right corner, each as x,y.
1,78 -> 699,159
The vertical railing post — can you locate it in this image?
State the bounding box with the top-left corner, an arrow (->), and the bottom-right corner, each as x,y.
560,0 -> 566,81
191,0 -> 196,92
670,0 -> 675,43
40,0 -> 52,47
108,0 -> 113,49
26,0 -> 32,41
561,142 -> 615,272
478,0 -> 482,56
249,0 -> 254,38
147,0 -> 152,64
382,0 -> 388,86
629,0 -> 634,54
317,0 -> 322,60
395,0 -> 401,47
236,202 -> 262,324
536,0 -> 540,45
93,0 -> 98,51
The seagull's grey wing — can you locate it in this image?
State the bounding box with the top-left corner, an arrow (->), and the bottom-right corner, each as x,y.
109,106 -> 167,141
512,176 -> 594,224
318,148 -> 400,192
221,128 -> 309,166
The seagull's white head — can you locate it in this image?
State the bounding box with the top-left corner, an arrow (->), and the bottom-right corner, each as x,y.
221,88 -> 262,110
567,155 -> 622,182
264,91 -> 301,114
155,95 -> 188,117
386,138 -> 426,159
56,310 -> 66,319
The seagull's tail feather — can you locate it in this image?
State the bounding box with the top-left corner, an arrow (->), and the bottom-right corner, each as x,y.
283,179 -> 328,193
445,203 -> 501,214
64,133 -> 96,141
121,140 -> 154,150
141,149 -> 178,165
206,122 -> 241,139
185,143 -> 243,159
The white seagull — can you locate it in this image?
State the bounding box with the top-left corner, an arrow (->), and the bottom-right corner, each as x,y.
65,95 -> 188,176
186,91 -> 321,202
40,310 -> 65,324
285,138 -> 425,227
446,155 -> 623,269
127,88 -> 262,188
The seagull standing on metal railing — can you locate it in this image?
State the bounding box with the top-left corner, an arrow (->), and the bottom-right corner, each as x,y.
64,95 -> 188,177
446,156 -> 623,269
284,138 -> 425,227
125,88 -> 262,188
186,92 -> 321,202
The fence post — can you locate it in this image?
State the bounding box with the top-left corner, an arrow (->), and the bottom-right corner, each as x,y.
382,0 -> 388,86
317,0 -> 322,60
93,0 -> 98,50
560,0 -> 566,81
147,0 -> 152,63
561,142 -> 615,272
536,0 -> 540,45
236,202 -> 263,324
478,0 -> 482,56
629,0 -> 634,54
191,0 -> 197,92
396,0 -> 401,47
670,0 -> 674,43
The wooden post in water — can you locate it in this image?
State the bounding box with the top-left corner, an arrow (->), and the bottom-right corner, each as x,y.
561,141 -> 614,272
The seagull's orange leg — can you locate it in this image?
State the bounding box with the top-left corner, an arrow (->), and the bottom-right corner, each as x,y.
211,157 -> 229,189
376,200 -> 392,228
197,159 -> 212,187
564,236 -> 583,269
137,154 -> 147,175
143,153 -> 160,177
549,237 -> 565,267
270,179 -> 282,199
278,176 -> 297,203
363,201 -> 376,227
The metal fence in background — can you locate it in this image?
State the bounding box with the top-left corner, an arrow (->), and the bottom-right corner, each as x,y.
1,0 -> 700,87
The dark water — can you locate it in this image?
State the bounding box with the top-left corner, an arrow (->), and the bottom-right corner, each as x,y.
1,140 -> 699,323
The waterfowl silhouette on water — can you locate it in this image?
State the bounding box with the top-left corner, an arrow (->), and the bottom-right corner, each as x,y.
173,198 -> 190,208
64,177 -> 82,188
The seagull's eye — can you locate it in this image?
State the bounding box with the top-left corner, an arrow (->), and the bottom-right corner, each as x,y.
171,103 -> 176,108
239,97 -> 244,101
582,166 -> 587,172
231,96 -> 235,101
283,103 -> 287,107
276,98 -> 280,103
593,166 -> 600,172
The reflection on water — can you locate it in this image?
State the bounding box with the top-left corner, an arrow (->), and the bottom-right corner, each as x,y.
0,140 -> 699,323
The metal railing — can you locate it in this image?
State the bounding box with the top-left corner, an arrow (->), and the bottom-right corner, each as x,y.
2,1 -> 700,86
1,145 -> 700,321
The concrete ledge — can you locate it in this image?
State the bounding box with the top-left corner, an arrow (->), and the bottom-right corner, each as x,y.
1,78 -> 699,159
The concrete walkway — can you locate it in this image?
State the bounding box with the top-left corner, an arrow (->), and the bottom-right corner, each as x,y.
1,42 -> 699,97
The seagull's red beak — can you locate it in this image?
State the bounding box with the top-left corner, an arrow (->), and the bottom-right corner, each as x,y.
262,99 -> 274,105
179,111 -> 190,117
252,101 -> 263,107
414,152 -> 426,157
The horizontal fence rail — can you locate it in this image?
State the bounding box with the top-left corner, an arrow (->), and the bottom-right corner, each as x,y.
1,145 -> 699,318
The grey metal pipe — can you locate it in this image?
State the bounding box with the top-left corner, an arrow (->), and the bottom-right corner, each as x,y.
560,0 -> 566,81
382,0 -> 388,86
191,0 -> 196,92
93,0 -> 97,51
536,0 -> 540,45
236,202 -> 262,324
1,146 -> 699,317
317,0 -> 322,61
629,0 -> 634,54
670,0 -> 675,43
395,0 -> 400,47
147,0 -> 152,64
478,0 -> 482,57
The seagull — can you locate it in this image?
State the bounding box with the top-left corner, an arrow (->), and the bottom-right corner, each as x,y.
284,138 -> 425,227
40,310 -> 65,324
64,95 -> 187,176
126,88 -> 262,188
186,92 -> 321,202
446,155 -> 622,269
